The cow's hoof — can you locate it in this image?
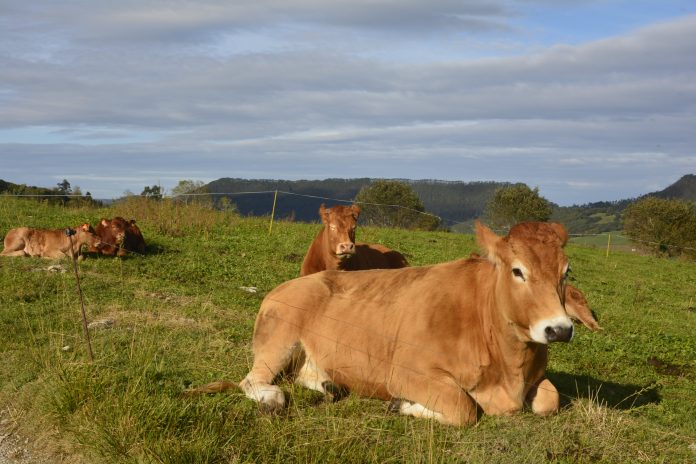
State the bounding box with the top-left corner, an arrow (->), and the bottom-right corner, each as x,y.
322,381 -> 348,402
387,399 -> 402,414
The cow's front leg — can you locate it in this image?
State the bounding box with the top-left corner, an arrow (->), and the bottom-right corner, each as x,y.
525,378 -> 559,416
392,376 -> 478,426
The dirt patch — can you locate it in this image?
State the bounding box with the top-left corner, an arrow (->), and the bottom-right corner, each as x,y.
647,356 -> 689,377
0,415 -> 56,464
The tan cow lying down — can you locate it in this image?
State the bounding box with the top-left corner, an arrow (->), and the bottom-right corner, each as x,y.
210,221 -> 589,425
1,224 -> 100,259
300,204 -> 408,276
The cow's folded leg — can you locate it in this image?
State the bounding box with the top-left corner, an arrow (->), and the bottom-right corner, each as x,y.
396,377 -> 478,426
294,354 -> 348,402
1,249 -> 28,257
240,318 -> 302,412
525,378 -> 559,416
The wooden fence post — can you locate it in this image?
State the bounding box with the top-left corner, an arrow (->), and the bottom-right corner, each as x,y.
268,190 -> 278,235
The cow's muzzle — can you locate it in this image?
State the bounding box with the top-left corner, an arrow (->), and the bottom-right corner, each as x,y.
544,324 -> 573,342
336,242 -> 356,258
530,316 -> 574,344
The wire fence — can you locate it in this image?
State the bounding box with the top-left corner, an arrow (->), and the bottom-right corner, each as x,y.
4,189 -> 694,256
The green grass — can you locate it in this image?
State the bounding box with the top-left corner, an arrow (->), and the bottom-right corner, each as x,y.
1,197 -> 695,463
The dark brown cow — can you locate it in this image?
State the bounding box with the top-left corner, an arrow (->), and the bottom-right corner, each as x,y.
194,221 -> 582,425
123,219 -> 146,254
300,204 -> 408,276
90,217 -> 145,257
1,224 -> 100,259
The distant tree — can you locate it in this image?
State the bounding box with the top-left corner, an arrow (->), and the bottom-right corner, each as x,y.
354,180 -> 440,230
56,179 -> 72,195
623,196 -> 696,258
171,179 -> 205,197
141,185 -> 162,200
485,184 -> 552,229
171,179 -> 207,205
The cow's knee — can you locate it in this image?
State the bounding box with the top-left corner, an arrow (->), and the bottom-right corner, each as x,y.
527,378 -> 559,416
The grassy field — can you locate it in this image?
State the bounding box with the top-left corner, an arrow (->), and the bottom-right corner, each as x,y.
0,197 -> 695,463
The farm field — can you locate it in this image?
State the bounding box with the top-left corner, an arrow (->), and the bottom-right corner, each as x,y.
0,197 -> 695,463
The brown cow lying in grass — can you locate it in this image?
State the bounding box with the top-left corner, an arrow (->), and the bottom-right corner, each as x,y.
89,217 -> 145,257
192,221 -> 590,426
1,224 -> 100,259
300,204 -> 408,276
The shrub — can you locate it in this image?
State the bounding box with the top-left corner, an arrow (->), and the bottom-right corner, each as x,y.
354,180 -> 441,230
623,196 -> 696,258
484,184 -> 552,229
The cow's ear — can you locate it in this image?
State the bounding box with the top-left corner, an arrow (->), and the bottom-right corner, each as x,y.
130,219 -> 137,225
565,285 -> 601,331
319,204 -> 330,224
475,220 -> 502,263
100,218 -> 109,226
550,223 -> 569,247
81,223 -> 90,231
351,204 -> 361,219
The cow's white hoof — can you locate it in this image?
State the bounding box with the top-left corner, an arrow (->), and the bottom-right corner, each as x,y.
240,377 -> 285,412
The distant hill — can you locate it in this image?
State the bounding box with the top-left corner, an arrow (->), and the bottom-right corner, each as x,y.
4,173 -> 693,234
204,177 -> 508,227
552,174 -> 696,234
0,179 -> 60,198
651,174 -> 696,202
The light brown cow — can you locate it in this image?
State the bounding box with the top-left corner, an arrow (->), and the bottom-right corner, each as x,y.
1,224 -> 100,259
300,204 -> 408,276
230,221 -> 579,425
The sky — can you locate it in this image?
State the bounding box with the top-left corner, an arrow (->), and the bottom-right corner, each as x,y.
1,1 -> 695,206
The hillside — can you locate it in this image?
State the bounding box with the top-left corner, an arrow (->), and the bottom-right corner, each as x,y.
4,173 -> 694,234
651,174 -> 696,202
0,178 -> 59,197
204,177 -> 507,226
553,174 -> 696,233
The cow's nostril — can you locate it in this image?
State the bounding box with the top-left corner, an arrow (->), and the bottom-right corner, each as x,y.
544,326 -> 556,339
339,243 -> 355,254
545,325 -> 573,342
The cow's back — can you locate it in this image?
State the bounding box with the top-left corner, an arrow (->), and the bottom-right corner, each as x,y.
343,243 -> 409,270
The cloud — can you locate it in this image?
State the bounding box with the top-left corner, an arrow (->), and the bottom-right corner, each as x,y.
0,2 -> 695,205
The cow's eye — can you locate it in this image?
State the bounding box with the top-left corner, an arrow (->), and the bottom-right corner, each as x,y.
512,268 -> 525,281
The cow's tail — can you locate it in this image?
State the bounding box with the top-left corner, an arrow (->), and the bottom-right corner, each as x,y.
182,380 -> 239,396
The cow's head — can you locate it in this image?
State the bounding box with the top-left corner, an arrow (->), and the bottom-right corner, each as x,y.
75,223 -> 101,247
476,221 -> 574,344
319,204 -> 361,259
101,217 -> 129,244
508,222 -> 601,332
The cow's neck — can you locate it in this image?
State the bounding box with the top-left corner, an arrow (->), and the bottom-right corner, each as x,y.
317,226 -> 340,270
